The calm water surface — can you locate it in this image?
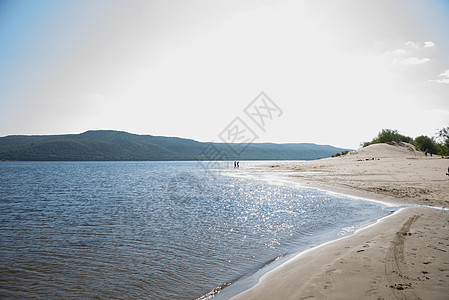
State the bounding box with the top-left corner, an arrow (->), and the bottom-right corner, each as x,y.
0,161 -> 392,299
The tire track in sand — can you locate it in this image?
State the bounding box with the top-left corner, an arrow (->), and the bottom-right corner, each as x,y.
385,215 -> 420,300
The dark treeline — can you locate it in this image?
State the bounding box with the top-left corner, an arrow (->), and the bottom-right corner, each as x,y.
0,130 -> 350,161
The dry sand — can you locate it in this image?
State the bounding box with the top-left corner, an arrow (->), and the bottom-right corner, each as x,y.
232,143 -> 449,300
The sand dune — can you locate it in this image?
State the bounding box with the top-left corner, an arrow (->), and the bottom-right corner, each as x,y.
348,141 -> 423,158
276,142 -> 449,208
232,143 -> 449,300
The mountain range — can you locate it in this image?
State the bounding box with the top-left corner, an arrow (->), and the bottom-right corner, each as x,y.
0,130 -> 350,161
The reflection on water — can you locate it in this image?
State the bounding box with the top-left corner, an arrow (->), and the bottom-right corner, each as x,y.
0,161 -> 389,299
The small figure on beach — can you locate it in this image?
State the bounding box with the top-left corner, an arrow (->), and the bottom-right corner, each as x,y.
237,161 -> 240,168
447,166 -> 449,176
234,161 -> 237,168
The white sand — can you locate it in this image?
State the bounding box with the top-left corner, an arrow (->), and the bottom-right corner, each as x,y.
232,143 -> 449,299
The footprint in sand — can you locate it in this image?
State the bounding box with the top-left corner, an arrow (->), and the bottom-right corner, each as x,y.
323,280 -> 333,289
325,269 -> 337,276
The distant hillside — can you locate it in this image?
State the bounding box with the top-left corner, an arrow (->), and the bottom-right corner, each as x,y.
0,130 -> 350,161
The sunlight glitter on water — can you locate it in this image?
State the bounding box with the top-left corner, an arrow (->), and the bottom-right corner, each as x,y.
0,161 -> 392,299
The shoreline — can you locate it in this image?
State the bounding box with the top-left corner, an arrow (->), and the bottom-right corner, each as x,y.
231,206 -> 449,300
203,166 -> 399,300
215,205 -> 398,299
230,144 -> 449,299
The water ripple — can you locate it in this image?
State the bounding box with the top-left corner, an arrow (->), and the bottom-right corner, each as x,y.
0,161 -> 390,299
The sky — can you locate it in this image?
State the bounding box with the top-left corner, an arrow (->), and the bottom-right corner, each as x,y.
1,0 -> 448,149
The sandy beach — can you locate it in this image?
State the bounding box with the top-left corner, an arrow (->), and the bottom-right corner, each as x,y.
232,143 -> 449,299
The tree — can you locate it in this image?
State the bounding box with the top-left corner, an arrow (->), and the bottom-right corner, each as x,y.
413,135 -> 437,154
436,126 -> 449,156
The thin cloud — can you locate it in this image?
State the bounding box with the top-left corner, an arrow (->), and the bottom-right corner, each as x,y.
405,40 -> 435,49
392,49 -> 406,55
439,69 -> 449,77
437,69 -> 449,83
405,40 -> 420,49
387,41 -> 436,65
428,69 -> 449,84
401,57 -> 431,65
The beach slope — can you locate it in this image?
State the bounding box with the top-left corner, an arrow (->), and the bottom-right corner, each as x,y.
233,143 -> 449,299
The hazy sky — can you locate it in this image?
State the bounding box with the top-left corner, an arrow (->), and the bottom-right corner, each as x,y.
1,0 -> 448,148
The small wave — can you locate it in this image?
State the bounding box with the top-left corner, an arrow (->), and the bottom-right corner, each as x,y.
197,277 -> 241,300
197,253 -> 287,299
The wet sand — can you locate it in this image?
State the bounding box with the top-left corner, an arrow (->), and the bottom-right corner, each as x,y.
232,143 -> 449,299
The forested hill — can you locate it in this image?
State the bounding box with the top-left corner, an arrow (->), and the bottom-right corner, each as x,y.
0,130 -> 350,161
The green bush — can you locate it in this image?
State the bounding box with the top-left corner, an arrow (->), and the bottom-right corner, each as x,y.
362,129 -> 413,147
361,127 -> 449,156
412,135 -> 438,154
331,150 -> 349,158
436,126 -> 449,156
